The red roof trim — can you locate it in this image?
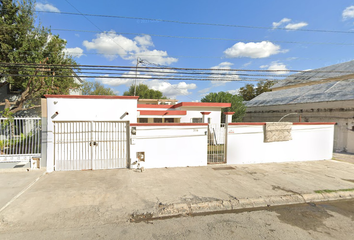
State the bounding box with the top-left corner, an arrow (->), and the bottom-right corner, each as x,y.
229,122 -> 266,125
137,104 -> 173,109
293,122 -> 336,125
139,110 -> 187,116
224,112 -> 235,115
200,112 -> 211,115
173,102 -> 231,108
130,123 -> 208,126
44,95 -> 139,99
228,122 -> 336,126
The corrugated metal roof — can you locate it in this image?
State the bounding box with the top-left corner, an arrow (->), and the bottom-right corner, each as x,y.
246,79 -> 354,107
272,60 -> 354,89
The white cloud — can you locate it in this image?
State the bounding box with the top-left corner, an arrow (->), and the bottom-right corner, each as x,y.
63,47 -> 84,58
343,6 -> 354,19
285,22 -> 308,30
95,72 -> 151,87
224,41 -> 287,59
210,62 -> 239,86
227,89 -> 240,95
260,61 -> 289,75
272,18 -> 308,30
242,61 -> 252,68
272,18 -> 291,29
94,70 -> 195,98
35,3 -> 60,13
147,81 -> 197,99
83,31 -> 178,65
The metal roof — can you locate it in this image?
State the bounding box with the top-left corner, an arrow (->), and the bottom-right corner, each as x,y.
246,79 -> 354,107
272,60 -> 354,89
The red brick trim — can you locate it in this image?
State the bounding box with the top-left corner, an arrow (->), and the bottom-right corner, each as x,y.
139,110 -> 187,116
228,122 -> 336,126
45,95 -> 139,99
293,122 -> 336,125
200,112 -> 211,115
224,112 -> 235,115
173,102 -> 231,108
130,123 -> 208,126
137,104 -> 173,109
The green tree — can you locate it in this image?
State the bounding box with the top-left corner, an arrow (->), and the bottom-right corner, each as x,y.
238,80 -> 274,101
82,81 -> 116,95
123,83 -> 166,99
201,91 -> 245,122
0,0 -> 79,115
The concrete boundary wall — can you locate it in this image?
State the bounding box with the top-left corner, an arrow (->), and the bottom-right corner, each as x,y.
130,123 -> 208,168
227,123 -> 335,164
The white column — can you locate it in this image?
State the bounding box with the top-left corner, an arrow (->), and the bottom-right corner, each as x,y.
223,112 -> 235,163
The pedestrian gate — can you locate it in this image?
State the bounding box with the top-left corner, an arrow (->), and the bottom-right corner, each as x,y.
207,123 -> 226,164
54,121 -> 129,171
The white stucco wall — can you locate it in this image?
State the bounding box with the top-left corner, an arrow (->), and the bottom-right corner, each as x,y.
179,107 -> 222,124
130,124 -> 208,168
46,96 -> 138,172
227,123 -> 334,164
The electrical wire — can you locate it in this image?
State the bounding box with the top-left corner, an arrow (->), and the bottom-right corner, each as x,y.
2,62 -> 354,74
35,10 -> 354,34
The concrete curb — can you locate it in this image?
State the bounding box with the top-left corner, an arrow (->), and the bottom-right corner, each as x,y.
131,191 -> 354,221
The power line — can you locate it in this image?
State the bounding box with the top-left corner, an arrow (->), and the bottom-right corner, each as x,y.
35,10 -> 354,34
46,29 -> 354,46
1,73 -> 272,82
2,62 -> 354,74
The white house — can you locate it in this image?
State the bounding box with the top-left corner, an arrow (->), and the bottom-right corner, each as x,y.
42,95 -> 334,172
137,102 -> 231,124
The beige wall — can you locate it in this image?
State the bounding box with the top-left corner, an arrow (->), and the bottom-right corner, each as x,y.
244,100 -> 354,153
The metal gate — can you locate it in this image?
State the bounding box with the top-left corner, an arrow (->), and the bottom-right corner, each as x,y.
207,123 -> 226,163
54,121 -> 129,171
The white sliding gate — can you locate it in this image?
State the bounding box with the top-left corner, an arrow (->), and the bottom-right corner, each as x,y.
54,121 -> 130,171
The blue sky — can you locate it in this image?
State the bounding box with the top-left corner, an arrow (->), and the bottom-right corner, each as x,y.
34,0 -> 354,101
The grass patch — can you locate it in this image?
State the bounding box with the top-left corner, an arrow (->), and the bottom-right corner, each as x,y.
314,188 -> 354,194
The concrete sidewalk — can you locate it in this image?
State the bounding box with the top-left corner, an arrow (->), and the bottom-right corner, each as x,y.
0,160 -> 354,230
1,160 -> 354,231
0,169 -> 45,212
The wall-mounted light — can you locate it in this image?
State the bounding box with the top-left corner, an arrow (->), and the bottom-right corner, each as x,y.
120,112 -> 129,119
131,127 -> 136,135
51,111 -> 59,119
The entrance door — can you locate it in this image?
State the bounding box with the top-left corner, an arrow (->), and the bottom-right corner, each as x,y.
54,121 -> 129,171
207,123 -> 226,163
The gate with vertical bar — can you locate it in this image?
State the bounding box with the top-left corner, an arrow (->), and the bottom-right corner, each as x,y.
207,123 -> 226,163
53,121 -> 129,171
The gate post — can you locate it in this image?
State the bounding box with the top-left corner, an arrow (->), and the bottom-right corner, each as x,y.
223,112 -> 234,164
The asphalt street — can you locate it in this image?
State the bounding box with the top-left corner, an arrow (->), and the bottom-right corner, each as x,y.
1,199 -> 354,240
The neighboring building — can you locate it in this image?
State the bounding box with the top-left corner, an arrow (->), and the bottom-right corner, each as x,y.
137,98 -> 178,105
137,102 -> 231,124
244,60 -> 354,153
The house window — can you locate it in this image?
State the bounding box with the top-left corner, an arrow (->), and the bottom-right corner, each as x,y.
164,118 -> 174,123
192,118 -> 203,123
154,118 -> 162,123
138,118 -> 148,123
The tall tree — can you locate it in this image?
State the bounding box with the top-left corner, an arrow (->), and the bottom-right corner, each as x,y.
201,91 -> 245,122
0,0 -> 79,115
238,80 -> 275,101
123,83 -> 166,99
82,81 -> 115,95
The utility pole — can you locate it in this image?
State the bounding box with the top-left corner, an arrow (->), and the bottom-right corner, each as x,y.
134,57 -> 143,96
